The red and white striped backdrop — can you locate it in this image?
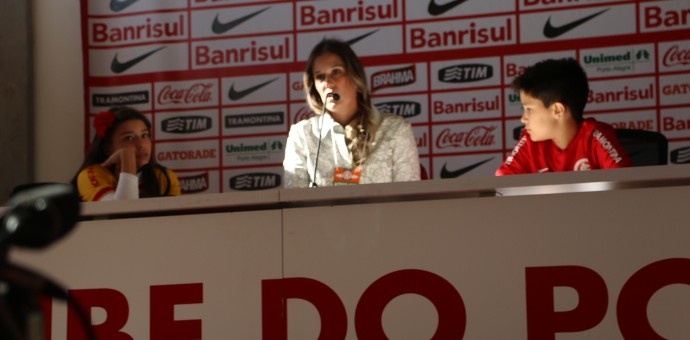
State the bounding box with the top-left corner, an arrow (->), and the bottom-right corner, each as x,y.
81,0 -> 690,193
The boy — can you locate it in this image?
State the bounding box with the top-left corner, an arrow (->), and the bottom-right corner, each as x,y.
496,58 -> 631,175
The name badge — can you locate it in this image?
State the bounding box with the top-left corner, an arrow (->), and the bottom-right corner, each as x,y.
333,167 -> 361,185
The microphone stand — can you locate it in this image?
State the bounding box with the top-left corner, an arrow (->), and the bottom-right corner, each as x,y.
309,93 -> 339,188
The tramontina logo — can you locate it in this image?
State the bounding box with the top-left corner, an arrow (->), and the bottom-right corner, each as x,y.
375,101 -> 421,118
162,116 -> 212,133
230,173 -> 281,190
92,91 -> 149,107
225,112 -> 284,128
439,64 -> 493,83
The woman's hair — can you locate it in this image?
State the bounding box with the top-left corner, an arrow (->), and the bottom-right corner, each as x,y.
303,38 -> 381,167
71,106 -> 173,198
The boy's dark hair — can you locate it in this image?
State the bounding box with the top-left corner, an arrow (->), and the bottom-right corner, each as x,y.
512,58 -> 589,123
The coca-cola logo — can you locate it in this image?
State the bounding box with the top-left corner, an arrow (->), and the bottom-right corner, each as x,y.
157,83 -> 214,105
436,126 -> 497,149
663,45 -> 690,68
292,107 -> 315,124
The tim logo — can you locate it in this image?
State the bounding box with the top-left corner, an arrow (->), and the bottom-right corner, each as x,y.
371,65 -> 416,92
439,64 -> 493,83
92,91 -> 149,107
375,101 -> 421,118
179,173 -> 209,194
671,147 -> 690,164
162,116 -> 212,133
230,173 -> 281,191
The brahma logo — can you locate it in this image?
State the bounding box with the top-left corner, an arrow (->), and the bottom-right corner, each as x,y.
162,116 -> 212,133
371,65 -> 416,92
158,83 -> 214,105
92,91 -> 149,107
179,173 -> 209,194
439,64 -> 493,83
375,101 -> 421,118
225,112 -> 284,128
230,173 -> 281,190
663,45 -> 690,68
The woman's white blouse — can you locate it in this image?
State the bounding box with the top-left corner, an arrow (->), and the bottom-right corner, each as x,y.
283,111 -> 420,188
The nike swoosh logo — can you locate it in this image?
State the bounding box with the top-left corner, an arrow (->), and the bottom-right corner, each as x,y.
228,77 -> 279,101
212,7 -> 270,34
345,29 -> 379,46
110,0 -> 139,12
440,158 -> 494,178
428,0 -> 469,16
543,8 -> 610,39
110,46 -> 166,74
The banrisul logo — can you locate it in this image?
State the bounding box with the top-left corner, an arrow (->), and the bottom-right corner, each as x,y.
371,65 -> 416,92
225,112 -> 284,128
179,173 -> 209,194
92,91 -> 149,107
439,64 -> 493,83
230,173 -> 281,190
375,101 -> 422,118
162,116 -> 212,133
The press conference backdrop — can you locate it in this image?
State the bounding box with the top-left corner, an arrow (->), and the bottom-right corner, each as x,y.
80,0 -> 690,193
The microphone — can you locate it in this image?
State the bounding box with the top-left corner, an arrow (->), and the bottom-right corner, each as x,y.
309,92 -> 339,188
1,183 -> 80,249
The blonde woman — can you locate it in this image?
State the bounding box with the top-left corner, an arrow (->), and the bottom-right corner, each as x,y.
283,39 -> 420,188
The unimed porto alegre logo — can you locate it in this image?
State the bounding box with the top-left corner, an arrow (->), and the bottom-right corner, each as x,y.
230,173 -> 281,190
439,64 -> 493,83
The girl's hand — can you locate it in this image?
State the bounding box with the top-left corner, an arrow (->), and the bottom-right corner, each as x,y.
101,147 -> 137,175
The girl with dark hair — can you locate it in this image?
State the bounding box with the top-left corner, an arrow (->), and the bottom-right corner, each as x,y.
283,39 -> 420,188
72,107 -> 180,201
